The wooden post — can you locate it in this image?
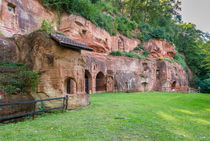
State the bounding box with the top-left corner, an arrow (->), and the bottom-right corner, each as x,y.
62,97 -> 65,113
65,95 -> 68,110
32,102 -> 36,120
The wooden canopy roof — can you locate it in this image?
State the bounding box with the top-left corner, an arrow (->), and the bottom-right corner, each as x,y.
50,33 -> 93,51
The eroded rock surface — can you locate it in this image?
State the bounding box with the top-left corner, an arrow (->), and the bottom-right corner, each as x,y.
59,14 -> 140,53
0,0 -> 56,36
0,0 -> 190,111
0,31 -> 90,109
144,39 -> 176,60
84,53 -> 189,93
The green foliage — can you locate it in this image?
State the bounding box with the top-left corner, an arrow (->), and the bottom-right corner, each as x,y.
110,50 -> 147,59
91,13 -> 117,35
0,31 -> 3,36
109,50 -> 124,56
199,40 -> 210,71
116,16 -> 137,37
142,50 -> 149,58
133,43 -> 149,58
190,73 -> 210,93
0,62 -> 26,67
37,102 -> 46,111
2,85 -> 16,94
41,0 -> 138,37
157,57 -> 174,63
172,24 -> 209,92
0,92 -> 209,140
0,25 -> 4,36
41,19 -> 55,34
137,23 -> 173,42
173,53 -> 188,72
133,43 -> 144,51
0,63 -> 39,94
124,52 -> 138,58
17,71 -> 39,93
40,0 -> 209,92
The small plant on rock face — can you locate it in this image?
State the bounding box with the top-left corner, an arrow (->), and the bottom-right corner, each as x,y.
110,50 -> 125,56
41,19 -> 55,34
157,57 -> 164,61
0,31 -> 4,36
0,25 -> 4,36
0,62 -> 39,94
134,43 -> 144,51
110,50 -> 148,59
157,57 -> 173,63
142,50 -> 149,58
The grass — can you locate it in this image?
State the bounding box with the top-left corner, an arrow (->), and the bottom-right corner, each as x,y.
0,92 -> 209,141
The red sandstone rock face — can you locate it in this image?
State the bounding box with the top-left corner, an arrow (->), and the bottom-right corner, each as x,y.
0,0 -> 190,96
59,14 -> 177,60
0,0 -> 176,59
84,53 -> 189,93
0,31 -> 90,109
59,14 -> 140,53
154,60 -> 189,92
0,36 -> 19,62
144,39 -> 176,60
0,0 -> 57,37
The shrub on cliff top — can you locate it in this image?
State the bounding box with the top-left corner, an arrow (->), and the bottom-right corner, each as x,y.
137,23 -> 173,43
174,53 -> 188,72
41,0 -> 137,37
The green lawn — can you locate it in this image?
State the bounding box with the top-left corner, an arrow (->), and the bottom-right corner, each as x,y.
0,92 -> 209,141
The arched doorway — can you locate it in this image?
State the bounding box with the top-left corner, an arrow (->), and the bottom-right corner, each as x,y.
85,70 -> 91,94
65,77 -> 76,94
171,81 -> 176,92
96,72 -> 106,92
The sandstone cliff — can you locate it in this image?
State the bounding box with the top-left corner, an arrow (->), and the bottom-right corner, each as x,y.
0,31 -> 90,109
0,0 -> 190,110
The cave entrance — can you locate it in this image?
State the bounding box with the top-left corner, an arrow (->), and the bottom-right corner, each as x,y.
7,3 -> 16,14
142,82 -> 148,92
65,77 -> 76,94
171,81 -> 176,92
156,69 -> 160,79
96,72 -> 106,92
85,70 -> 91,94
143,63 -> 149,71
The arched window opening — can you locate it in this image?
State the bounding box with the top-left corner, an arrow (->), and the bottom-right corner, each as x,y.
65,77 -> 76,94
171,81 -> 176,92
67,78 -> 71,94
96,72 -> 106,92
142,82 -> 148,92
156,69 -> 160,79
82,29 -> 87,36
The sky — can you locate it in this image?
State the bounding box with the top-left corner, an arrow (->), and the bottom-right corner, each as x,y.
180,0 -> 210,33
